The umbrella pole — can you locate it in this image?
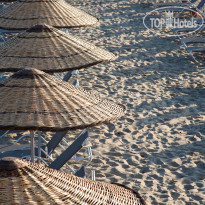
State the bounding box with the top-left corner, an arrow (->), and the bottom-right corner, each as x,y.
38,131 -> 41,163
30,130 -> 35,163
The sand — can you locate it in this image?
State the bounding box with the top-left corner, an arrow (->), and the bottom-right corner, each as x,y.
0,0 -> 205,204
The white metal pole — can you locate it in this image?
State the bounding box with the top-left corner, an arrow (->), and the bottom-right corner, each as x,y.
38,131 -> 41,163
30,130 -> 35,163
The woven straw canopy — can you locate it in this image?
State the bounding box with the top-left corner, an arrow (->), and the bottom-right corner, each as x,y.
0,0 -> 15,2
0,24 -> 117,73
0,0 -> 98,30
0,157 -> 146,204
0,0 -> 16,2
0,68 -> 125,131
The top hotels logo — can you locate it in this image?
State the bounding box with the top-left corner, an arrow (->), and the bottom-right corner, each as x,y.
143,7 -> 204,37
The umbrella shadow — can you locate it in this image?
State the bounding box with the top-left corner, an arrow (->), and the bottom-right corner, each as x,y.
132,84 -> 205,129
147,139 -> 205,179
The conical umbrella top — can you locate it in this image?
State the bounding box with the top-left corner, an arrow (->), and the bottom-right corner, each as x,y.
0,0 -> 98,30
0,68 -> 125,131
0,24 -> 117,73
0,0 -> 15,2
0,157 -> 146,204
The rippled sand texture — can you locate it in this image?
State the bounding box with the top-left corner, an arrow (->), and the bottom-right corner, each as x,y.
68,0 -> 205,204
0,0 -> 205,204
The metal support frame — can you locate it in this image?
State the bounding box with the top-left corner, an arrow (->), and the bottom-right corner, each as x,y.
38,131 -> 41,163
0,29 -> 23,43
0,133 -> 32,152
0,130 -> 10,139
30,130 -> 35,163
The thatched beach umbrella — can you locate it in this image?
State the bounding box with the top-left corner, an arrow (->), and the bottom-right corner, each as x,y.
0,157 -> 146,204
0,0 -> 98,30
0,68 -> 126,162
0,0 -> 16,2
0,24 -> 116,73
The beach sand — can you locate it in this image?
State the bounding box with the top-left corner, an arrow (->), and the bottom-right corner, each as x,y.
0,0 -> 205,204
69,0 -> 205,204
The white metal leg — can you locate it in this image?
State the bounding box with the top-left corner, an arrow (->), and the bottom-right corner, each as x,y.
30,130 -> 35,163
38,131 -> 41,163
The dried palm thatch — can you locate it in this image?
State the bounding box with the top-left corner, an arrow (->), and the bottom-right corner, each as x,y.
0,68 -> 126,131
0,157 -> 146,205
0,0 -> 98,30
0,0 -> 16,2
0,24 -> 117,73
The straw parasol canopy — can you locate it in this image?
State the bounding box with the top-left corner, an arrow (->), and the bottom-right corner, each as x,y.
0,24 -> 117,73
0,0 -> 98,30
0,157 -> 146,204
0,68 -> 125,131
0,0 -> 16,2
